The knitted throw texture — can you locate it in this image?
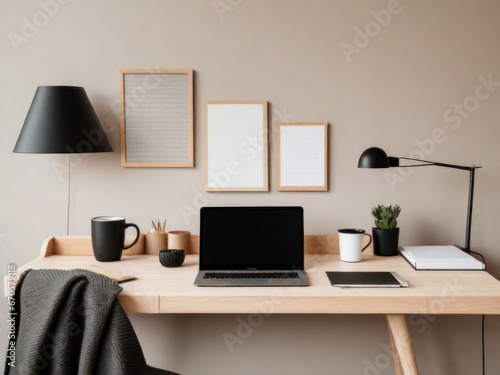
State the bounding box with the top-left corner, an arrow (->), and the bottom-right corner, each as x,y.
5,268 -> 157,375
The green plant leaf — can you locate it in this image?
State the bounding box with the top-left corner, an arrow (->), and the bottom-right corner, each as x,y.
371,204 -> 401,230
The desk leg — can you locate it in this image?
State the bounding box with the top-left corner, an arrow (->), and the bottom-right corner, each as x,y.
388,319 -> 404,375
386,314 -> 420,375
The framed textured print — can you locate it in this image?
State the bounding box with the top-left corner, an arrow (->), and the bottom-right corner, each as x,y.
120,69 -> 194,167
204,100 -> 268,191
276,122 -> 328,191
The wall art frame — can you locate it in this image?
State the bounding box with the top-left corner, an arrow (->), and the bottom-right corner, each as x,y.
276,122 -> 328,191
119,68 -> 194,167
203,100 -> 269,191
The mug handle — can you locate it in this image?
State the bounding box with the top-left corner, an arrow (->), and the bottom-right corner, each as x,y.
361,233 -> 372,251
123,223 -> 140,250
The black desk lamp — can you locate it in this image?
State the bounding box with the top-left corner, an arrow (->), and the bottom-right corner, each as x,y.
14,86 -> 113,234
358,147 -> 481,254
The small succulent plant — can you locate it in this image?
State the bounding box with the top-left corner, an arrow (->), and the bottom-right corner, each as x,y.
371,204 -> 401,230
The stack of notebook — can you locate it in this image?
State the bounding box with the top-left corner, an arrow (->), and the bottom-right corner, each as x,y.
399,245 -> 485,270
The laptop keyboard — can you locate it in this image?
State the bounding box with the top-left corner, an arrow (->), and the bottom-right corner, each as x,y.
203,272 -> 300,280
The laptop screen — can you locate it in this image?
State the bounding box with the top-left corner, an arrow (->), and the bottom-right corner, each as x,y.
199,206 -> 304,271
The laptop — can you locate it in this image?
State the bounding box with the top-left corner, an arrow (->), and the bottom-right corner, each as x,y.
194,206 -> 309,287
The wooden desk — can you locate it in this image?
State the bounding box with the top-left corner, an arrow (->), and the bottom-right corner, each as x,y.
13,236 -> 500,375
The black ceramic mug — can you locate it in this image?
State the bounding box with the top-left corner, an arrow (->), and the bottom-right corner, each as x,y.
91,216 -> 140,262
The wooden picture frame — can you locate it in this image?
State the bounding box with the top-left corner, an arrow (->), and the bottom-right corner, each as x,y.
119,69 -> 194,167
276,122 -> 328,191
203,100 -> 269,191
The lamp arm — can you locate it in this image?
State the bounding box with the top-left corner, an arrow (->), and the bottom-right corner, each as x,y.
395,156 -> 481,171
393,155 -> 481,254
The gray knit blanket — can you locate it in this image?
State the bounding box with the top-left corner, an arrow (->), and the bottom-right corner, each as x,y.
5,269 -> 177,375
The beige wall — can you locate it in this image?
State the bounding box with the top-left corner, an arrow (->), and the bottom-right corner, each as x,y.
1,0 -> 500,374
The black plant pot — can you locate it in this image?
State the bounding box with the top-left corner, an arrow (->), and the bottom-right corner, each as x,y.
372,227 -> 400,256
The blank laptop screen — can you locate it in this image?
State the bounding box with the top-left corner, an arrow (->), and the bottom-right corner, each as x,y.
199,206 -> 304,270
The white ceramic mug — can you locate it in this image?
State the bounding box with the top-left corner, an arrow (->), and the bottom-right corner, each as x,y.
338,228 -> 372,262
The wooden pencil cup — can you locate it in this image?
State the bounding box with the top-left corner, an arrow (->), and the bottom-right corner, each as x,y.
167,230 -> 191,252
145,232 -> 168,255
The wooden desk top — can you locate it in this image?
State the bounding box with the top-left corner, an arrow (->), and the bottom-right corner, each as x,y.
15,237 -> 500,315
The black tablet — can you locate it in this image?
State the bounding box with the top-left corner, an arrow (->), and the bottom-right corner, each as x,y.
326,271 -> 408,288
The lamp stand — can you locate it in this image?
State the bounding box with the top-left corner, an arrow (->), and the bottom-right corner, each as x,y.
464,168 -> 476,253
396,156 -> 480,253
66,154 -> 71,236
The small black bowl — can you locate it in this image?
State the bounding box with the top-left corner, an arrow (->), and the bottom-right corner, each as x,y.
159,249 -> 185,268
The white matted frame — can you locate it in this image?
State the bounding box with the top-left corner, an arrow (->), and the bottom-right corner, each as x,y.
120,69 -> 194,167
276,122 -> 328,191
204,100 -> 269,191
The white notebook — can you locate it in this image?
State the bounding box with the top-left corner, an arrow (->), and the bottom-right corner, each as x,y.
399,245 -> 485,270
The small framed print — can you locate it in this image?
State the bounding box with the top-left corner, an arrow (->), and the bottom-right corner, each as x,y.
276,122 -> 328,191
204,100 -> 269,191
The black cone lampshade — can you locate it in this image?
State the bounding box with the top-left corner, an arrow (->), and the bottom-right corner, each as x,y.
13,86 -> 113,236
14,86 -> 113,154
